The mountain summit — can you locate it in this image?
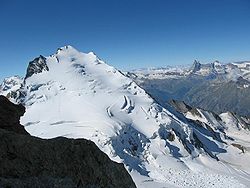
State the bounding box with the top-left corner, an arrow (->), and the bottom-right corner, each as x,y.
1,46 -> 250,187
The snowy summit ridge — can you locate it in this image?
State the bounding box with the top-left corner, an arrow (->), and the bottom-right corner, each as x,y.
1,46 -> 250,188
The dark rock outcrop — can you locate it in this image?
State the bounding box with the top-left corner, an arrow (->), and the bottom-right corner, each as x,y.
0,96 -> 136,188
25,55 -> 49,79
0,96 -> 27,135
169,99 -> 202,117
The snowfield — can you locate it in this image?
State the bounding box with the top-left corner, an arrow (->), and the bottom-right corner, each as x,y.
1,46 -> 250,187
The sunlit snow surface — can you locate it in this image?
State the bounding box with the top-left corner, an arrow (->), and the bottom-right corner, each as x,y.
17,46 -> 250,187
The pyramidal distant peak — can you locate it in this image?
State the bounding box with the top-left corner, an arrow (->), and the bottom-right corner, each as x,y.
190,60 -> 201,72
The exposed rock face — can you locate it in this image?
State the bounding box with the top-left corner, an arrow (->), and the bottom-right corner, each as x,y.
25,55 -> 49,79
169,99 -> 192,114
0,131 -> 136,188
0,96 -> 27,135
0,97 -> 136,188
169,99 -> 202,117
190,60 -> 201,73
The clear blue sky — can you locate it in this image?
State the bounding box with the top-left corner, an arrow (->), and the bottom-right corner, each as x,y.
1,0 -> 250,81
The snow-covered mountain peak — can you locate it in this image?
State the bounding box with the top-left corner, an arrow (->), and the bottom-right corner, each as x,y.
0,76 -> 22,90
213,60 -> 222,66
56,45 -> 77,53
9,50 -> 188,148
212,61 -> 226,74
55,45 -> 96,57
188,60 -> 219,76
50,46 -> 106,68
0,76 -> 23,103
192,59 -> 201,67
27,47 -> 133,95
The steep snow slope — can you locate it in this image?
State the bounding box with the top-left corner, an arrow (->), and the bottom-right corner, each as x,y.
2,46 -> 250,187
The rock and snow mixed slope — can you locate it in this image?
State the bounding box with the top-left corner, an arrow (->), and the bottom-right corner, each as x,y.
170,100 -> 250,171
0,76 -> 23,103
1,46 -> 250,187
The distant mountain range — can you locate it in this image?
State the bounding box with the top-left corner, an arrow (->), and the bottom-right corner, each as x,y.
129,60 -> 250,116
1,46 -> 250,187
